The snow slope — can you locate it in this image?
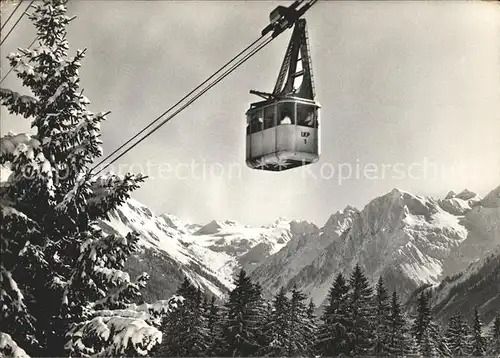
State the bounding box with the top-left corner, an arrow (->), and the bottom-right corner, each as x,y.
180,217 -> 298,282
101,200 -> 313,300
426,244 -> 500,326
100,199 -> 230,301
105,199 -> 193,265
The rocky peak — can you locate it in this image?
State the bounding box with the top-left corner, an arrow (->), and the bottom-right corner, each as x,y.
456,189 -> 477,201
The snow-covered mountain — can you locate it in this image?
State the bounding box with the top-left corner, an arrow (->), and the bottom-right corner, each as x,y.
99,198 -> 230,301
100,185 -> 499,314
441,185 -> 500,278
251,186 -> 500,310
181,217 -> 294,281
426,186 -> 500,326
100,199 -> 314,301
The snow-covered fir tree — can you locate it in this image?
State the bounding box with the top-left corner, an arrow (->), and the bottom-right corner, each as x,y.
470,306 -> 487,356
387,291 -> 413,355
371,276 -> 391,356
154,278 -> 209,357
179,280 -> 210,356
258,287 -> 290,356
222,270 -> 265,356
251,282 -> 269,354
445,313 -> 471,356
411,291 -> 432,347
316,272 -> 351,356
0,0 -> 169,356
487,312 -> 500,356
287,285 -> 316,357
419,328 -> 438,357
205,295 -> 224,357
347,264 -> 375,355
411,290 -> 451,357
407,333 -> 421,357
306,298 -> 318,354
429,320 -> 452,357
0,332 -> 29,358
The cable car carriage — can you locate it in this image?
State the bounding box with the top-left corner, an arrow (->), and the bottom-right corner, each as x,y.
246,18 -> 320,171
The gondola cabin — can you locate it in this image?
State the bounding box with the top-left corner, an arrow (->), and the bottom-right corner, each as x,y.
246,18 -> 320,171
246,97 -> 320,171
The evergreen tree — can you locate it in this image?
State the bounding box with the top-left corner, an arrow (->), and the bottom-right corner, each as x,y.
406,334 -> 421,357
184,285 -> 210,356
156,278 -> 209,357
222,270 -> 264,356
250,281 -> 268,354
372,276 -> 391,356
306,298 -> 318,354
287,285 -> 316,357
387,291 -> 412,356
0,0 -> 153,356
258,287 -> 290,356
307,298 -> 316,319
412,291 -> 431,346
411,290 -> 450,357
470,306 -> 487,356
487,312 -> 500,356
316,272 -> 351,356
445,313 -> 471,356
255,298 -> 274,356
429,320 -> 452,357
347,264 -> 375,355
419,328 -> 438,357
205,295 -> 224,357
202,294 -> 209,316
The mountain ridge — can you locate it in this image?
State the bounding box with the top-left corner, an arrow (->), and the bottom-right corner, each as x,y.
250,185 -> 499,311
99,185 -> 500,322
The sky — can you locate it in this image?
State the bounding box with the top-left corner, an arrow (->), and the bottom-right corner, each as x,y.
1,0 -> 499,227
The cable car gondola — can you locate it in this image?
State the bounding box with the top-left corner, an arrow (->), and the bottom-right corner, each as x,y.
246,18 -> 320,171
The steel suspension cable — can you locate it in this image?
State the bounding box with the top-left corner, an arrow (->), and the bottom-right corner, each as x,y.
1,0 -> 74,84
0,0 -> 35,46
91,35 -> 275,177
1,1 -> 23,32
90,33 -> 270,173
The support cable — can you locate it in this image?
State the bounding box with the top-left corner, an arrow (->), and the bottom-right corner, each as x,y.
0,0 -> 35,46
90,34 -> 270,173
0,1 -> 23,32
91,35 -> 275,177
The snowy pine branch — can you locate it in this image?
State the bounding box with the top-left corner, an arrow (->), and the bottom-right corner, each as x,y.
92,273 -> 149,311
0,333 -> 30,358
0,268 -> 38,351
87,173 -> 146,220
65,314 -> 162,357
0,89 -> 38,118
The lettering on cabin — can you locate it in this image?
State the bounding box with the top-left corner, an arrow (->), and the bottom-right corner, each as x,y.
301,131 -> 310,144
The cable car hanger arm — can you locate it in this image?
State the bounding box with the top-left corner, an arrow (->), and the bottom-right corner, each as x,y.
249,89 -> 284,101
90,0 -> 318,176
261,0 -> 317,38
